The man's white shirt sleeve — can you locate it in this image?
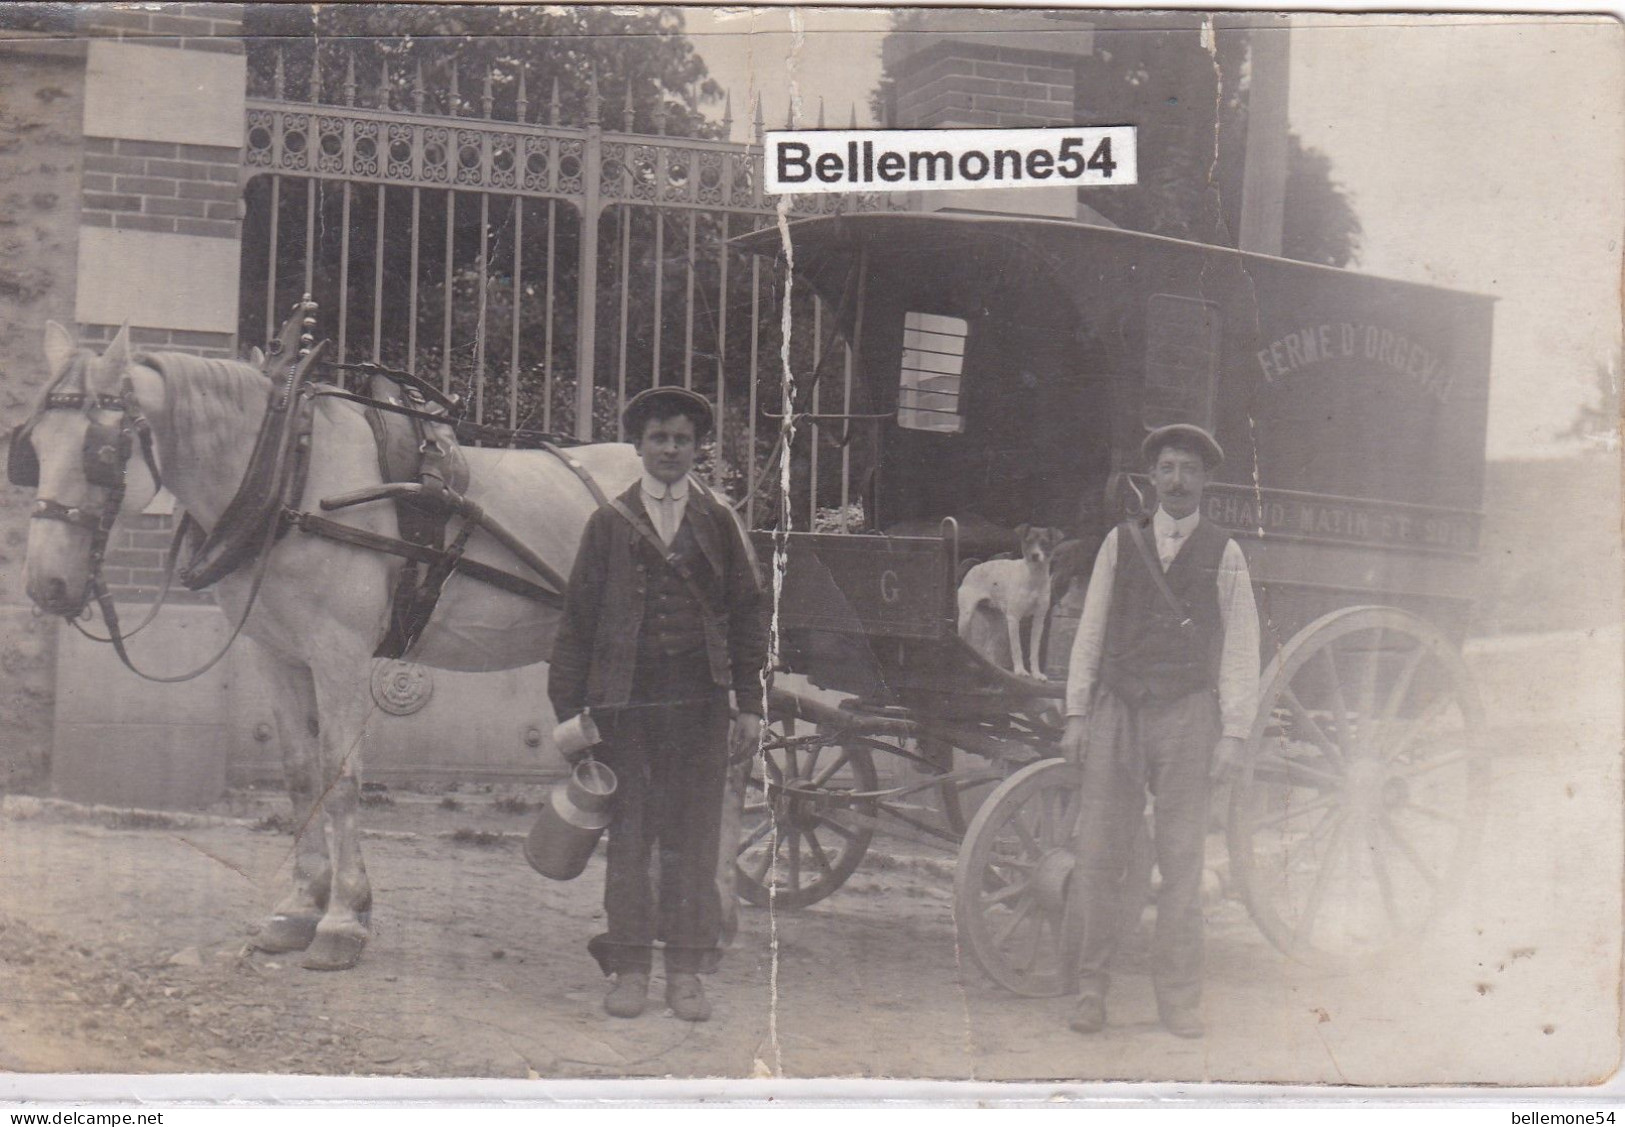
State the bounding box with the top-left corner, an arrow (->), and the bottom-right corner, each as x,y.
1064,530 -> 1118,717
1216,539 -> 1261,739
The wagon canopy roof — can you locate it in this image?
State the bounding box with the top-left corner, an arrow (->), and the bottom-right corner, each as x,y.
730,211 -> 1496,312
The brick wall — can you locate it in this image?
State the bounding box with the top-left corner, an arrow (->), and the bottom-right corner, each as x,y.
883,24 -> 1088,219
81,138 -> 240,239
77,4 -> 244,53
0,6 -> 249,797
894,45 -> 1077,128
71,4 -> 247,610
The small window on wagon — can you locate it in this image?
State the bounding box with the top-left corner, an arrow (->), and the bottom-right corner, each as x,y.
1142,294 -> 1220,433
897,312 -> 969,434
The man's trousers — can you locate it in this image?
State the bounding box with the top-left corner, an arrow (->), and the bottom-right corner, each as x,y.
1073,687 -> 1219,1014
587,654 -> 730,977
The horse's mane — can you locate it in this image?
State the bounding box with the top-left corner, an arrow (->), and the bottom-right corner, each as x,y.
137,351 -> 271,481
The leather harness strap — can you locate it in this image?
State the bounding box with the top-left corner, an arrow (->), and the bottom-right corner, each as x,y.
174,346 -> 325,590
539,441 -> 612,507
286,509 -> 561,606
541,440 -> 726,614
31,331 -> 605,675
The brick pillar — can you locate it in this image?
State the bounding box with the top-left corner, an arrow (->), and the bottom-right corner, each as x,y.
882,14 -> 1093,219
75,4 -> 245,606
42,6 -> 250,810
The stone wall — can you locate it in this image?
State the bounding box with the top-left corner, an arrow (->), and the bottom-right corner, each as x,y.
0,40 -> 88,788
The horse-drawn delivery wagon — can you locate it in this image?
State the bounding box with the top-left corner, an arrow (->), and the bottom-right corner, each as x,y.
6,204 -> 1494,989
728,211 -> 1495,995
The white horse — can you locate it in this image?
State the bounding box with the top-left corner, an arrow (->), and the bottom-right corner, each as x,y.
17,323 -> 643,969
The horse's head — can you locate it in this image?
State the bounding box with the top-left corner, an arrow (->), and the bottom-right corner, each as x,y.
11,323 -> 163,618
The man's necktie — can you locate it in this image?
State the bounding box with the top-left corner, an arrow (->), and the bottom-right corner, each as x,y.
1162,527 -> 1182,568
657,496 -> 676,545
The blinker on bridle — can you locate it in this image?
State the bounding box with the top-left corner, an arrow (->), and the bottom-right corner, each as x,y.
7,355 -> 163,617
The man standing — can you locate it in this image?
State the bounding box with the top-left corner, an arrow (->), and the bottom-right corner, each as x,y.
548,387 -> 767,1022
1061,424 -> 1260,1038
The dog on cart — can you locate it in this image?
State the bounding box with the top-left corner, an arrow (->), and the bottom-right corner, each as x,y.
957,524 -> 1065,678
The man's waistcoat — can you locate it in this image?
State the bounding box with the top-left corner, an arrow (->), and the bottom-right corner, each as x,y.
635,519 -> 708,661
1100,516 -> 1231,705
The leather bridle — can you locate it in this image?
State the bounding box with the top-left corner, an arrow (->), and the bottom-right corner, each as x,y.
7,356 -> 164,620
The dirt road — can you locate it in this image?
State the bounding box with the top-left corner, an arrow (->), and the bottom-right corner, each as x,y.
1,632 -> 1619,1086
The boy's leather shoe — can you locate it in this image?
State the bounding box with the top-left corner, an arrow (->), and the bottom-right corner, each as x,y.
604,971 -> 650,1018
666,972 -> 712,1022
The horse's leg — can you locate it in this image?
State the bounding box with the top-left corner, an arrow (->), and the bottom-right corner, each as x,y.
250,643 -> 331,953
300,663 -> 376,971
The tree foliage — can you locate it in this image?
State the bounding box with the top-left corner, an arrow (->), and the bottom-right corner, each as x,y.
243,4 -> 722,137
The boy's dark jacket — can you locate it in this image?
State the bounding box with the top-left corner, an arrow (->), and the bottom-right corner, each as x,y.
548,480 -> 769,720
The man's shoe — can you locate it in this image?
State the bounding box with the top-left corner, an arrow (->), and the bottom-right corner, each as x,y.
1068,995 -> 1106,1035
666,972 -> 712,1022
1161,1005 -> 1204,1039
604,971 -> 650,1018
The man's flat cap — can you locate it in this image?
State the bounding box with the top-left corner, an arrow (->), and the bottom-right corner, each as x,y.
1142,423 -> 1224,469
622,385 -> 714,438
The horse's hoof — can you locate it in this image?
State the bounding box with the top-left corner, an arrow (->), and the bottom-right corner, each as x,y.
300,928 -> 367,971
253,913 -> 320,953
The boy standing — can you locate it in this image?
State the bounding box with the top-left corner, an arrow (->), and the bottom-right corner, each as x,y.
548,387 -> 767,1022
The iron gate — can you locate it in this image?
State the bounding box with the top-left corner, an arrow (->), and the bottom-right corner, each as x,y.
240,53 -> 908,528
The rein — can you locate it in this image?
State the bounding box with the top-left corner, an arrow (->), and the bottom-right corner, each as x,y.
90,327 -> 330,683
92,358 -> 317,684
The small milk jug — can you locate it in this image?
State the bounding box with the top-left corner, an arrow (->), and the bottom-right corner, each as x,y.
524,757 -> 617,881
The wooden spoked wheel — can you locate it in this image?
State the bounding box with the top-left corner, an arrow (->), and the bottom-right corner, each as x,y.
1227,606 -> 1489,968
734,716 -> 879,909
954,759 -> 1083,997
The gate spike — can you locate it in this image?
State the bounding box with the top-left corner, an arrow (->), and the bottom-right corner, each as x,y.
516,70 -> 529,124
309,46 -> 321,104
412,59 -> 426,113
449,63 -> 461,115
623,82 -> 635,131
376,60 -> 390,110
722,90 -> 734,137
549,77 -> 560,126
652,97 -> 666,135
586,66 -> 600,127
481,67 -> 494,118
752,94 -> 765,142
816,97 -> 825,129
272,48 -> 285,99
343,52 -> 356,106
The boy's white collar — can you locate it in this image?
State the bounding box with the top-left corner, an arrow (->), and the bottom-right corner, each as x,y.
641,472 -> 690,501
